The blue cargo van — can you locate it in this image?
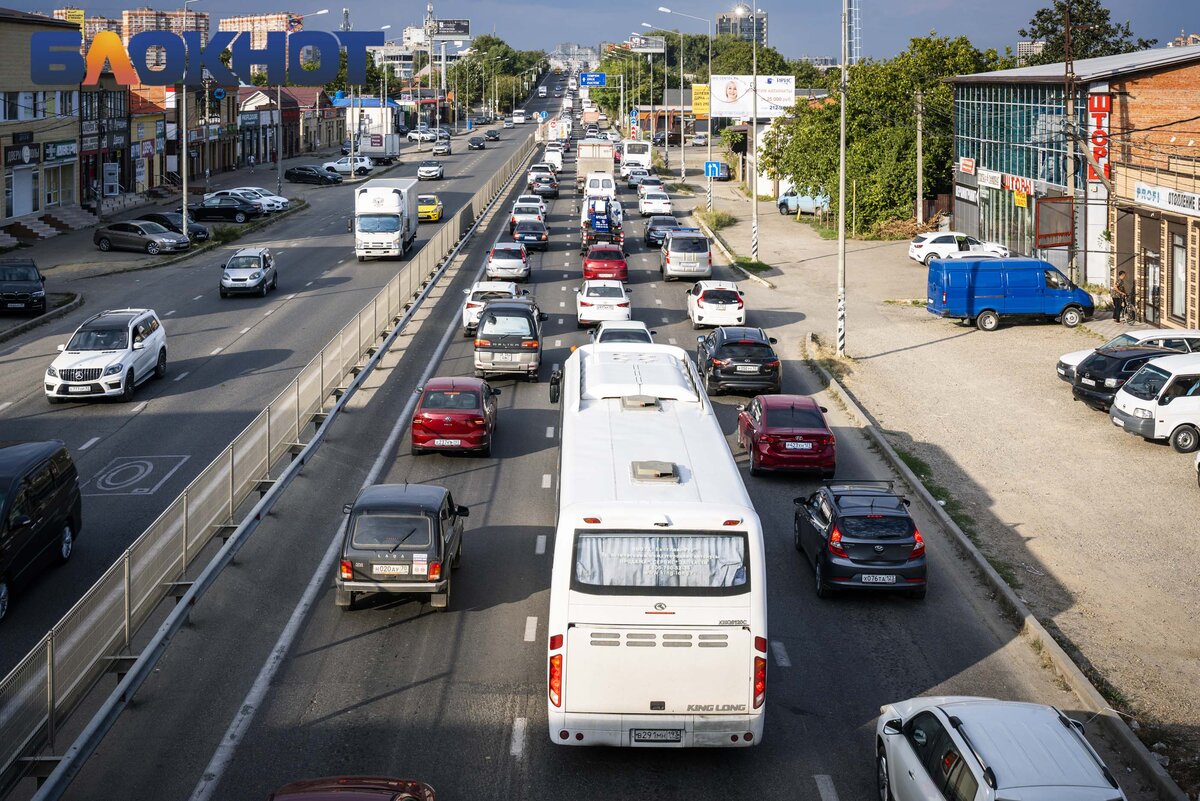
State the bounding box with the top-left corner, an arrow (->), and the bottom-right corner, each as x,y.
926,257 -> 1094,332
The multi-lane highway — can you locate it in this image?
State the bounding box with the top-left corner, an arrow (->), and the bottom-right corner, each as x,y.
48,90 -> 1152,801
0,102 -> 552,669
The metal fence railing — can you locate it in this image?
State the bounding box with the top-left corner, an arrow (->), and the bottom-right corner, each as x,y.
0,134 -> 537,798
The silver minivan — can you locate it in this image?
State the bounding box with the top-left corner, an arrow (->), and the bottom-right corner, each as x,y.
660,229 -> 713,281
473,299 -> 547,381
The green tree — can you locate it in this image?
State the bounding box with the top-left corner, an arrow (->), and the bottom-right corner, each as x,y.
710,35 -> 790,76
1019,0 -> 1157,64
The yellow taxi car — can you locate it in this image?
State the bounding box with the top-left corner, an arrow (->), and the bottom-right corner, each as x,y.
417,193 -> 444,223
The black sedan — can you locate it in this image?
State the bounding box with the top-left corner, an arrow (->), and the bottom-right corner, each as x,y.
1072,345 -> 1176,411
468,136 -> 486,150
483,129 -> 500,141
512,220 -> 549,251
530,174 -> 559,198
644,214 -> 681,247
285,165 -> 343,185
134,211 -> 210,241
695,326 -> 781,395
180,196 -> 262,223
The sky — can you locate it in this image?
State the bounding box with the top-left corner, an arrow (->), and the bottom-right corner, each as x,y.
21,0 -> 1195,60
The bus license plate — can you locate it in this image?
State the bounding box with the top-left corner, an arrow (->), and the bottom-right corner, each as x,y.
861,574 -> 896,584
785,441 -> 813,450
632,729 -> 682,743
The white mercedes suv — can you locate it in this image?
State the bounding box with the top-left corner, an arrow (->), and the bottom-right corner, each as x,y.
46,309 -> 167,403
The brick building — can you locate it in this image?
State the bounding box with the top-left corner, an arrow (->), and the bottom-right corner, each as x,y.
121,7 -> 210,66
218,12 -> 301,51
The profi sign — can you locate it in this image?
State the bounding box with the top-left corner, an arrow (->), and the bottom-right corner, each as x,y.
30,29 -> 385,87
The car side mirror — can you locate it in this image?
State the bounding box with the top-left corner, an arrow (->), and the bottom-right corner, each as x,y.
342,503 -> 353,514
901,498 -> 911,507
1160,395 -> 1172,406
649,330 -> 658,335
696,336 -> 704,343
12,515 -> 32,530
456,504 -> 470,517
539,313 -> 549,322
819,406 -> 828,413
463,289 -> 470,295
132,341 -> 145,350
882,719 -> 903,736
40,276 -> 46,283
521,290 -> 530,296
768,337 -> 778,345
57,343 -> 65,352
492,388 -> 502,396
792,495 -> 808,506
549,367 -> 563,404
735,404 -> 746,412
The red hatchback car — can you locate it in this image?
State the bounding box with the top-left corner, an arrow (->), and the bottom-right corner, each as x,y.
583,243 -> 628,280
269,777 -> 435,801
410,377 -> 500,457
736,394 -> 836,477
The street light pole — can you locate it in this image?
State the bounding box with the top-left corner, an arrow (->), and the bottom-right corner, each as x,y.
179,0 -> 201,235
836,0 -> 849,356
659,6 -> 712,209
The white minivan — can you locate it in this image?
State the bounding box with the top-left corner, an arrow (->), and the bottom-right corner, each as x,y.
583,171 -> 616,200
1111,352 -> 1200,452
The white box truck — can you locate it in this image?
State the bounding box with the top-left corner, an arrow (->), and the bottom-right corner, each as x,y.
353,178 -> 419,262
575,139 -> 615,191
359,133 -> 403,165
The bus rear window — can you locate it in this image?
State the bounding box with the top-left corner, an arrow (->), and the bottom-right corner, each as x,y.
572,531 -> 749,596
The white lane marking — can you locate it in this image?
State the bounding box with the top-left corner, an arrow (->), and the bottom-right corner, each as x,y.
555,339 -> 563,347
164,310 -> 176,316
546,426 -> 554,438
285,293 -> 296,300
240,327 -> 251,334
523,616 -> 538,642
132,401 -> 147,413
563,272 -> 569,278
192,295 -> 203,301
264,309 -> 275,316
535,534 -> 547,555
668,338 -> 677,345
187,260 -> 466,801
559,301 -> 565,308
0,401 -> 11,412
79,437 -> 100,451
337,258 -> 346,264
661,316 -> 669,323
561,286 -> 567,291
654,298 -> 662,305
305,281 -> 314,287
510,717 -> 527,758
771,640 -> 792,667
541,473 -> 552,489
173,371 -> 190,382
650,283 -> 658,288
815,775 -> 840,801
210,347 -> 223,355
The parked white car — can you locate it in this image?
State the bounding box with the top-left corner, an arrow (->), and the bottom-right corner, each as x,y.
686,280 -> 745,329
589,320 -> 654,344
461,281 -> 524,335
232,186 -> 289,212
639,191 -> 672,216
908,231 -> 1009,264
1111,352 -> 1200,452
203,188 -> 267,212
323,156 -> 374,175
876,696 -> 1128,801
1056,328 -> 1200,382
46,308 -> 167,403
575,280 -> 631,327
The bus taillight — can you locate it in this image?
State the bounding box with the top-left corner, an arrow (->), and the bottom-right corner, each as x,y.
753,656 -> 766,708
549,654 -> 564,707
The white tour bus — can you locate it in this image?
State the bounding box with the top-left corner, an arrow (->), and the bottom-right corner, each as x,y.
545,343 -> 768,747
620,140 -> 652,176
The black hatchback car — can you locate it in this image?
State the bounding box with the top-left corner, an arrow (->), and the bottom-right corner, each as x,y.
0,259 -> 47,315
512,220 -> 549,250
336,483 -> 468,612
695,326 -> 782,395
0,440 -> 82,622
484,129 -> 500,141
285,165 -> 342,185
468,136 -> 486,150
793,481 -> 926,600
1073,345 -> 1175,411
644,214 -> 681,247
134,212 -> 211,242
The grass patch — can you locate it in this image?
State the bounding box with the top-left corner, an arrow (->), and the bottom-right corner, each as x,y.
696,209 -> 737,231
884,298 -> 926,307
734,255 -> 772,274
808,335 -> 855,384
666,182 -> 694,195
757,193 -> 774,202
211,225 -> 242,245
795,215 -> 840,240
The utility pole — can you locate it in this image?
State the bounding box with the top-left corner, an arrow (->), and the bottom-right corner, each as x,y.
750,12 -> 758,262
836,0 -> 848,357
678,27 -> 684,183
915,89 -> 924,225
1064,2 -> 1078,284
276,83 -> 284,196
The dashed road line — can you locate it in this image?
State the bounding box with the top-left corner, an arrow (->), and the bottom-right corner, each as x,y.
559,301 -> 565,308
131,401 -> 147,413
79,437 -> 100,451
164,310 -> 176,316
814,775 -> 840,801
771,640 -> 792,667
541,473 -> 552,489
264,309 -> 275,316
545,426 -> 554,438
654,298 -> 662,305
285,293 -> 296,300
173,371 -> 190,382
305,281 -> 314,287
523,616 -> 538,642
510,718 -> 527,758
661,316 -> 669,323
0,401 -> 11,412
535,534 -> 547,554
210,347 -> 223,355
192,295 -> 203,301
554,338 -> 562,346
240,327 -> 251,334
668,338 -> 677,345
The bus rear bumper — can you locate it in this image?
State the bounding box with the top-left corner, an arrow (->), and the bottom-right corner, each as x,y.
548,711 -> 763,747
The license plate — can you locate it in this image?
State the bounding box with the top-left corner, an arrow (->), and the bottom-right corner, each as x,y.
373,563 -> 410,576
785,441 -> 813,450
68,386 -> 92,393
1056,367 -> 1066,375
7,302 -> 24,308
632,729 -> 682,743
861,574 -> 897,584
433,438 -> 461,446
714,304 -> 726,310
735,365 -> 758,373
1081,377 -> 1096,386
1112,416 -> 1125,428
494,352 -> 513,362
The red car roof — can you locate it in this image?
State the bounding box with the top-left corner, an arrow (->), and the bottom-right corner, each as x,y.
760,394 -> 820,410
422,376 -> 486,392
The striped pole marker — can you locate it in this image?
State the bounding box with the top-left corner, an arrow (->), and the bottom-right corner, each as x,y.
706,179 -> 713,213
836,290 -> 847,356
751,221 -> 759,263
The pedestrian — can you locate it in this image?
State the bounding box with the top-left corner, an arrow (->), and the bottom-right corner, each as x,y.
248,154 -> 255,172
1113,269 -> 1132,323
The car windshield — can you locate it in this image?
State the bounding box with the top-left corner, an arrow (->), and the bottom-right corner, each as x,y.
650,217 -> 679,229
586,286 -> 624,299
642,178 -> 663,186
573,532 -> 749,594
479,313 -> 533,337
599,330 -> 650,343
226,256 -> 263,271
839,515 -> 914,539
472,290 -> 514,302
514,206 -> 540,216
350,513 -> 432,550
765,406 -> 825,429
492,248 -> 523,260
1100,333 -> 1140,350
515,222 -> 544,232
0,264 -> 39,281
1122,364 -> 1171,401
358,215 -> 401,233
139,222 -> 168,234
67,326 -> 127,350
587,250 -> 623,261
644,193 -> 669,201
701,289 -> 740,304
421,389 -> 480,410
421,161 -> 440,168
670,237 -> 709,253
418,196 -> 438,205
719,342 -> 774,359
535,176 -> 555,184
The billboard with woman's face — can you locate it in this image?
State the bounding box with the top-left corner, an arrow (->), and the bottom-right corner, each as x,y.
708,74 -> 795,118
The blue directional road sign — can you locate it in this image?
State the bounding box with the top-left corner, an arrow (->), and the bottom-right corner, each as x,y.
540,111 -> 548,121
704,161 -> 722,178
580,72 -> 607,87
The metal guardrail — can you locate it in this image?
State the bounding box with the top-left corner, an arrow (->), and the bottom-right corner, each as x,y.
0,134 -> 538,798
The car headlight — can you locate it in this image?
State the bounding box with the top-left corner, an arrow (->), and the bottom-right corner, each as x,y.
223,271 -> 231,281
32,289 -> 45,298
356,240 -> 365,249
1133,408 -> 1153,419
46,365 -> 58,378
104,363 -> 124,376
250,271 -> 262,281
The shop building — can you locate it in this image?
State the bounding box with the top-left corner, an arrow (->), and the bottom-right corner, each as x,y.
281,88 -> 340,153
79,72 -> 131,207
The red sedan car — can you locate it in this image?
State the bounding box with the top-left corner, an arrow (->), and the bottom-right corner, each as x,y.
410,377 -> 500,457
736,394 -> 836,477
269,777 -> 435,801
583,243 -> 628,280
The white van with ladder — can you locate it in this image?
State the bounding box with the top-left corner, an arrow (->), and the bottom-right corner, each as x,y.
545,343 -> 768,747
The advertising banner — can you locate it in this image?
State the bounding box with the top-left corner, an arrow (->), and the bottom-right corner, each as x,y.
692,84 -> 710,117
629,34 -> 665,54
433,19 -> 470,40
708,75 -> 794,118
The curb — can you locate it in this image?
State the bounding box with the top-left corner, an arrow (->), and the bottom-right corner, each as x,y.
800,332 -> 1187,801
692,214 -> 776,289
0,292 -> 83,345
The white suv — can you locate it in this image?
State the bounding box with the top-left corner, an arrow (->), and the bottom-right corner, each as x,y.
46,309 -> 167,403
686,280 -> 745,329
908,231 -> 1009,265
876,696 -> 1127,801
322,156 -> 373,175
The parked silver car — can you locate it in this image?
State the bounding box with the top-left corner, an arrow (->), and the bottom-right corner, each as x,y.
93,221 -> 190,255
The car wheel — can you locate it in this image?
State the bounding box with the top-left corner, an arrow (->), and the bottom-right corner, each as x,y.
1170,424 -> 1200,453
154,348 -> 167,379
220,288 -> 228,298
0,576 -> 9,623
430,573 -> 451,611
692,318 -> 702,330
120,369 -> 136,402
259,280 -> 269,298
97,237 -> 112,252
1060,306 -> 1083,328
778,204 -> 788,216
705,373 -> 720,396
924,252 -> 936,266
814,559 -> 832,599
334,587 -> 356,610
271,273 -> 278,290
452,541 -> 462,569
57,521 -> 75,564
877,745 -> 894,801
976,310 -> 1000,332
793,520 -> 803,552
822,464 -> 836,480
234,212 -> 247,223
146,241 -> 161,255
47,396 -> 63,405
749,447 -> 763,476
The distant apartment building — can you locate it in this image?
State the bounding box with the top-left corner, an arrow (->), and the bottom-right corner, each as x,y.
796,55 -> 837,70
53,9 -> 120,49
120,8 -> 210,66
219,12 -> 303,51
716,3 -> 767,47
1016,40 -> 1046,64
1168,30 -> 1200,48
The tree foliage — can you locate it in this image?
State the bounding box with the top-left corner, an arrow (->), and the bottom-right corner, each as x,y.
760,33 -> 1013,231
1019,0 -> 1157,65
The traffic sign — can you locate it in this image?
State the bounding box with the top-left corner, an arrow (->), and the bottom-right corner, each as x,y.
580,72 -> 607,87
704,161 -> 722,178
540,111 -> 548,121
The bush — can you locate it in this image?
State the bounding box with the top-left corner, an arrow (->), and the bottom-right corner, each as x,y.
211,225 -> 241,245
696,210 -> 737,231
